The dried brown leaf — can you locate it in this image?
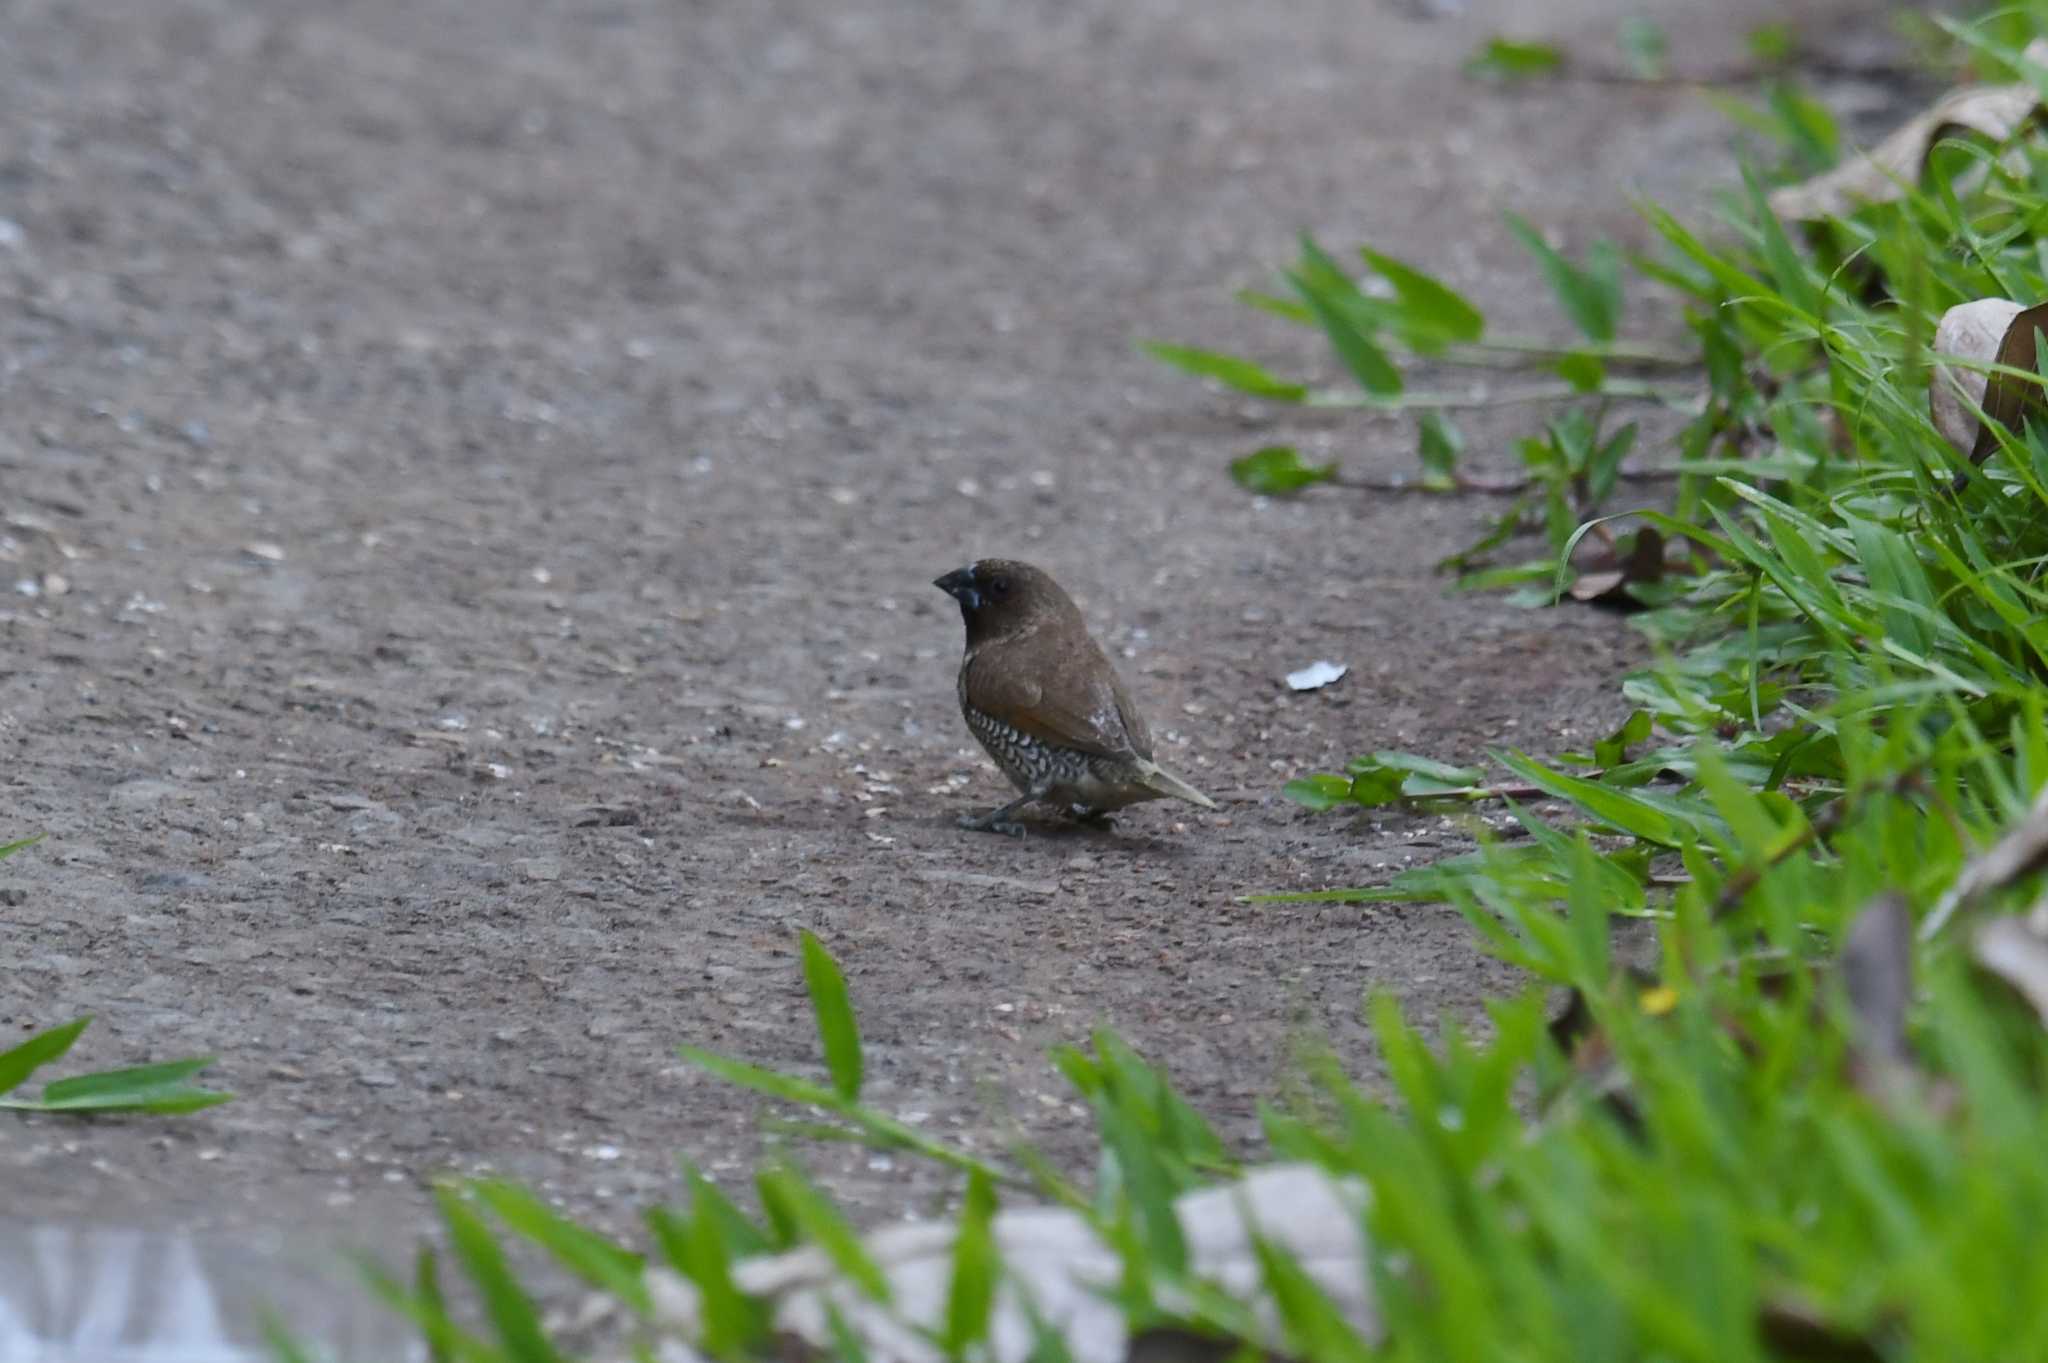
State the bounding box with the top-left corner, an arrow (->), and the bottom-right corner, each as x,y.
1769,46 -> 2047,222
1567,527 -> 1665,604
1930,297 -> 2025,455
1972,913 -> 2048,1027
1970,300 -> 2048,465
1922,782 -> 2048,939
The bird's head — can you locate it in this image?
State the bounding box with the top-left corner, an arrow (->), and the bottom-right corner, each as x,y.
933,559 -> 1075,646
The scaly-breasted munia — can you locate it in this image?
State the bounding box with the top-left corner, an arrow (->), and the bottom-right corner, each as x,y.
934,558 -> 1215,836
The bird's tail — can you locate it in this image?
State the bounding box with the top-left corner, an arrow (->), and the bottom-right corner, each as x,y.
1135,758 -> 1217,810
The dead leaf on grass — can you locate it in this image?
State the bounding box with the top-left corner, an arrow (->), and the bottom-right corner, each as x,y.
1567,526 -> 1665,605
1769,42 -> 2048,222
1972,912 -> 2048,1027
1929,297 -> 2048,463
1922,781 -> 2048,939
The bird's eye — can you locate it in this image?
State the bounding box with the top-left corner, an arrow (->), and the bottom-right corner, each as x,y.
988,575 -> 1011,599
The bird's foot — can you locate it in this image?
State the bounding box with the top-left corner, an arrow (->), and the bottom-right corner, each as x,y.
1069,804 -> 1115,827
958,810 -> 1028,838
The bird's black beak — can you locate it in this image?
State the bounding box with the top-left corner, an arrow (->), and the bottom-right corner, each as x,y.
934,566 -> 981,612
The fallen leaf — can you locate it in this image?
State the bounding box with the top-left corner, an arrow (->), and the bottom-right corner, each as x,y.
1922,781 -> 2048,939
1768,43 -> 2048,222
1973,913 -> 2048,1028
1930,297 -> 2027,456
1285,660 -> 1348,691
1567,526 -> 1665,604
1970,300 -> 2048,466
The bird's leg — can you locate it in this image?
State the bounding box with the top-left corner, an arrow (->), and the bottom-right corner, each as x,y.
958,791 -> 1039,837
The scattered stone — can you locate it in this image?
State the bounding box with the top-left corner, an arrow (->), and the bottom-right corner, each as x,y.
346,808 -> 402,834
111,779 -> 183,807
1285,659 -> 1348,692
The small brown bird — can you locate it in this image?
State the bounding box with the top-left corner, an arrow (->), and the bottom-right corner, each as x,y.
934,558 -> 1215,836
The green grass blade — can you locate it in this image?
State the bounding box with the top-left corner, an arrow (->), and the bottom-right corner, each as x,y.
1360,245 -> 1485,348
0,834 -> 44,861
436,1186 -> 565,1363
474,1180 -> 651,1315
1286,263 -> 1404,397
942,1168 -> 1001,1354
757,1164 -> 891,1302
416,1247 -> 454,1363
260,1314 -> 323,1363
1137,342 -> 1309,401
0,1017 -> 92,1098
37,1057 -> 218,1104
799,931 -> 864,1102
680,1046 -> 843,1108
1505,212 -> 1617,343
356,1254 -> 499,1363
1491,749 -> 1706,847
649,1169 -> 768,1357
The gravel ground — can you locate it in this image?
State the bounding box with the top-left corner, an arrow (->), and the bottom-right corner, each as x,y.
1,0 -> 1908,1271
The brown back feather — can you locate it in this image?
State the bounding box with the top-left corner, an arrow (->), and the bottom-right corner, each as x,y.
963,625 -> 1154,760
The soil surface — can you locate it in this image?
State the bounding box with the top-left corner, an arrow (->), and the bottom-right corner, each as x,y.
3,0 -> 1904,1269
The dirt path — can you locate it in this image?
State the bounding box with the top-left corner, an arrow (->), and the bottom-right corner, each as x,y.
3,0 -> 1891,1253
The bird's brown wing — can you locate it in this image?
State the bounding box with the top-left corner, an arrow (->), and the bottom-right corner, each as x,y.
1105,664 -> 1154,759
965,634 -> 1149,759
